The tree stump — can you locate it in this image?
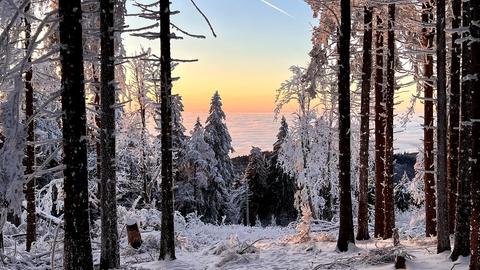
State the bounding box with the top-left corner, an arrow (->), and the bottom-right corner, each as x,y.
127,220 -> 142,249
393,228 -> 406,269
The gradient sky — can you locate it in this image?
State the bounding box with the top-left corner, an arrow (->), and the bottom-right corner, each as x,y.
124,0 -> 316,113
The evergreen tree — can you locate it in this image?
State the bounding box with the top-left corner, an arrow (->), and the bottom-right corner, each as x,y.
205,91 -> 234,184
268,116 -> 297,226
99,0 -> 120,267
178,118 -> 222,222
243,147 -> 268,226
58,0 -> 93,267
337,0 -> 355,252
469,1 -> 480,267
159,0 -> 175,260
356,4 -> 373,241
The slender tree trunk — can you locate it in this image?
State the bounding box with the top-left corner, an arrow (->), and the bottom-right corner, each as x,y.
422,0 -> 436,237
159,0 -> 176,260
336,0 -> 354,252
23,1 -> 36,252
383,3 -> 396,240
450,0 -> 472,261
356,6 -> 373,241
99,0 -> 120,268
469,1 -> 480,268
435,0 -> 451,253
58,0 -> 93,268
374,14 -> 386,239
93,68 -> 102,200
447,0 -> 461,235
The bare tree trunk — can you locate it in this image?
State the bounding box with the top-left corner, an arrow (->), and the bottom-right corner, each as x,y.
336,0 -> 354,252
469,1 -> 480,268
383,3 -> 395,240
93,70 -> 102,200
159,0 -> 176,260
23,1 -> 36,252
422,0 -> 436,237
99,0 -> 120,268
356,5 -> 373,241
374,14 -> 386,239
435,0 -> 451,253
450,0 -> 472,261
58,0 -> 93,268
448,0 -> 461,235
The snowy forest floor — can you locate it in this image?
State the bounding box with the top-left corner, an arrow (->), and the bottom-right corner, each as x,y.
0,208 -> 470,270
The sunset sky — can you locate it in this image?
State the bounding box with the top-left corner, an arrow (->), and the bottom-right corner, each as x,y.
124,0 -> 316,113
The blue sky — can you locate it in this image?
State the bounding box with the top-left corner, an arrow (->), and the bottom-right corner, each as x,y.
123,0 -> 316,112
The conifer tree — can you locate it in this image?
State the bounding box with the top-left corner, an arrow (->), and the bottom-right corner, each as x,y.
159,0 -> 175,260
469,1 -> 480,267
269,116 -> 297,226
58,0 -> 93,268
451,0 -> 472,261
337,0 -> 355,252
205,91 -> 234,184
179,118 -> 220,222
99,0 -> 120,267
243,147 -> 268,226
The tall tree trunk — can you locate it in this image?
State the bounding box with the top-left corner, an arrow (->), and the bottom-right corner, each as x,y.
336,0 -> 354,252
99,0 -> 120,268
469,1 -> 480,268
374,14 -> 386,239
93,68 -> 102,200
356,5 -> 373,241
448,0 -> 461,235
23,1 -> 36,252
383,3 -> 395,240
159,0 -> 176,260
58,0 -> 93,268
422,0 -> 436,237
435,0 -> 451,253
450,0 -> 472,261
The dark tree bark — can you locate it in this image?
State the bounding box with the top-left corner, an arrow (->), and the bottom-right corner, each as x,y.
356,5 -> 373,241
469,1 -> 480,268
336,0 -> 354,252
23,1 -> 36,252
421,0 -> 436,237
93,69 -> 102,200
159,0 -> 176,260
99,0 -> 120,268
374,14 -> 386,239
58,0 -> 93,268
435,0 -> 451,253
450,0 -> 472,261
447,0 -> 461,235
383,3 -> 395,240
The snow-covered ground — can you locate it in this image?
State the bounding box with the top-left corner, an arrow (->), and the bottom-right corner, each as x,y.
122,209 -> 468,270
0,208 -> 470,270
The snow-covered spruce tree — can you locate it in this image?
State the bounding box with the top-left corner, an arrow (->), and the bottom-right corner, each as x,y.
243,147 -> 269,226
409,148 -> 425,207
177,118 -> 225,223
171,94 -> 188,183
58,0 -> 93,267
205,91 -> 234,185
267,116 -> 297,226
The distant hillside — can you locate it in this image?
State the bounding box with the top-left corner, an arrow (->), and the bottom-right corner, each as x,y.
232,152 -> 418,182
